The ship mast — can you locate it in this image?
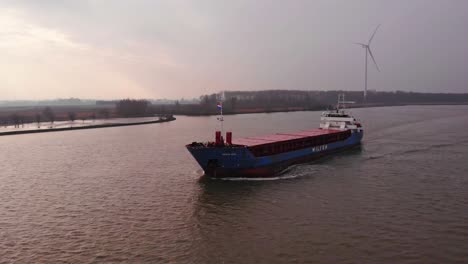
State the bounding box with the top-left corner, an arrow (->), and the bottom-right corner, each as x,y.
217,91 -> 225,136
337,93 -> 355,112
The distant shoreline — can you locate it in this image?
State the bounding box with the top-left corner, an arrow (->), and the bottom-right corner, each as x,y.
177,102 -> 468,116
0,117 -> 176,137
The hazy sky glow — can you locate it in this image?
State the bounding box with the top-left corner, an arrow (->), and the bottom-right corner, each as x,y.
1,0 -> 468,100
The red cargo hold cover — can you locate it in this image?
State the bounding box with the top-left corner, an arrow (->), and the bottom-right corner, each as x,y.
231,129 -> 342,147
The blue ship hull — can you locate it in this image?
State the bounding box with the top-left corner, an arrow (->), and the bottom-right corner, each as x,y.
187,130 -> 363,178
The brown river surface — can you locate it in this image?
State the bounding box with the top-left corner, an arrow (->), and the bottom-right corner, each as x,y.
1,105 -> 468,263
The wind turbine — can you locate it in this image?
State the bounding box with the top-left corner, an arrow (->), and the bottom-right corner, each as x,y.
355,25 -> 381,103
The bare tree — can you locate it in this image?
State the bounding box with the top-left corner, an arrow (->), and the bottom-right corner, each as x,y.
35,113 -> 41,128
68,112 -> 76,122
230,96 -> 237,112
174,100 -> 180,114
98,108 -> 110,119
115,99 -> 150,117
42,107 -> 55,127
10,114 -> 20,128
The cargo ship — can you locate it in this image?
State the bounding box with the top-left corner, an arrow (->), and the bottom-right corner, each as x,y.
186,95 -> 363,178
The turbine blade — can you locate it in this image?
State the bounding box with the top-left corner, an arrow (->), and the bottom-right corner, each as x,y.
367,47 -> 380,72
353,42 -> 367,47
368,24 -> 381,45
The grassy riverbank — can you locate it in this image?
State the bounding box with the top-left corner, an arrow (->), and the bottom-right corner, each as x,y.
0,116 -> 176,137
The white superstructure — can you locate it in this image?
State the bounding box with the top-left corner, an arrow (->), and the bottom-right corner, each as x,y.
320,94 -> 363,132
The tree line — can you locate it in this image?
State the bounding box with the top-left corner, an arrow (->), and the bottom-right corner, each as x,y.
154,90 -> 468,115
2,91 -> 468,128
0,107 -> 111,128
0,99 -> 158,128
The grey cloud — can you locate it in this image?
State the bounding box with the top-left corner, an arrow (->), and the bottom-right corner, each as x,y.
2,0 -> 468,99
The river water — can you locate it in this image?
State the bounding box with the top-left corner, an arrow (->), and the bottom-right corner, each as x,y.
1,105 -> 468,263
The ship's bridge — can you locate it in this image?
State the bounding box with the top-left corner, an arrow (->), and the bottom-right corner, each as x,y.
320,109 -> 362,131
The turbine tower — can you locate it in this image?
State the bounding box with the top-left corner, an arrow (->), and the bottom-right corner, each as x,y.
355,25 -> 380,103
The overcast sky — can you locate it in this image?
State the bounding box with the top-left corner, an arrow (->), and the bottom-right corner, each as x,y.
1,0 -> 467,100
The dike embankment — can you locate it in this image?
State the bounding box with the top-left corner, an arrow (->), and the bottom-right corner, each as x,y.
0,117 -> 176,137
